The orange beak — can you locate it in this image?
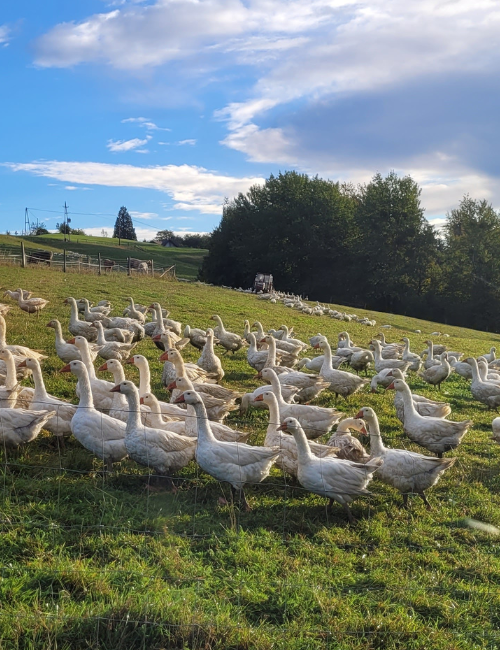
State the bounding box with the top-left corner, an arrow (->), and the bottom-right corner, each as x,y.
167,381 -> 177,391
386,382 -> 395,390
139,397 -> 144,405
276,422 -> 287,431
98,363 -> 108,371
67,337 -> 76,344
18,359 -> 27,368
60,364 -> 71,373
260,338 -> 267,343
125,358 -> 135,365
254,394 -> 264,402
386,370 -> 393,377
355,410 -> 364,419
110,385 -> 121,392
152,334 -> 162,341
173,394 -> 185,404
360,425 -> 368,434
159,352 -> 169,362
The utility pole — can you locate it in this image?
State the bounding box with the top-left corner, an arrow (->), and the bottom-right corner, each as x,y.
63,202 -> 71,242
24,208 -> 30,236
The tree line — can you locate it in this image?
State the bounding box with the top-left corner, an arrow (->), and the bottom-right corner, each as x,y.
200,170 -> 500,333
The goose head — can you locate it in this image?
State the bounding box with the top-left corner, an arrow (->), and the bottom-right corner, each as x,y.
59,359 -> 86,377
110,380 -> 137,395
174,390 -> 202,405
159,348 -> 179,362
355,407 -> 377,432
277,416 -> 301,433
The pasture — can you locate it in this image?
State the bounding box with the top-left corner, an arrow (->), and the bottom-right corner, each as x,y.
0,265 -> 499,650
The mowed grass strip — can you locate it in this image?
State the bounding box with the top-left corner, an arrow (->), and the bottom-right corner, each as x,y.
0,265 -> 499,649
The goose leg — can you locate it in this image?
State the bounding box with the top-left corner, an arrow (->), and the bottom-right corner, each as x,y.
402,493 -> 409,508
418,491 -> 432,510
106,459 -> 113,473
342,503 -> 357,524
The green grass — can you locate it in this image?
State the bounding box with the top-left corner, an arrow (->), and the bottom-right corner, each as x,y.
0,265 -> 500,649
0,234 -> 207,280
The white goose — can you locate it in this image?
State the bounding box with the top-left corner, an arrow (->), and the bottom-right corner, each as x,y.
184,325 -> 208,350
60,360 -> 127,471
157,341 -> 211,385
92,321 -> 135,361
68,336 -> 115,411
387,378 -> 471,457
356,407 -> 455,509
400,337 -> 422,372
327,418 -> 370,463
467,357 -> 500,409
19,358 -> 76,443
492,417 -> 500,443
278,325 -> 308,350
197,329 -> 224,381
16,291 -> 49,316
0,349 -> 32,408
255,391 -> 337,479
370,340 -> 409,374
277,417 -> 382,524
314,338 -> 368,398
388,368 -> 451,419
174,391 -> 280,511
168,376 -> 238,422
0,315 -> 46,360
82,299 -> 107,323
64,297 -> 98,341
210,315 -> 245,353
46,319 -> 99,363
418,353 -> 451,389
113,381 -> 196,485
260,368 -> 343,439
423,340 -> 442,369
0,403 -> 55,450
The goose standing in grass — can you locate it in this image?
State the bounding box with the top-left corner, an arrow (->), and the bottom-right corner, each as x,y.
82,299 -> 107,324
158,348 -> 215,386
68,336 -> 115,411
400,337 -> 422,372
65,297 -> 98,342
314,338 -> 368,398
174,391 -> 280,510
124,298 -> 146,323
239,383 -> 300,413
449,357 -> 472,380
260,368 -> 343,438
152,330 -> 189,353
422,341 -> 442,369
480,347 -> 496,364
197,329 -> 224,381
466,357 -> 500,409
278,325 -> 308,350
277,417 -> 382,524
477,359 -> 500,385
60,361 -> 127,471
0,402 -> 55,451
4,289 -> 31,301
387,379 -> 471,456
0,315 -> 46,360
19,358 -> 76,445
183,325 -> 208,350
357,407 -> 455,509
47,319 -> 98,363
0,349 -> 29,408
113,381 -> 196,486
210,315 -> 245,353
348,349 -> 374,375
16,290 -> 49,316
388,368 -> 451,420
255,391 -> 338,478
370,340 -> 410,374
91,321 -> 135,361
260,335 -> 299,368
326,418 -> 370,462
168,376 -> 239,422
418,353 -> 451,390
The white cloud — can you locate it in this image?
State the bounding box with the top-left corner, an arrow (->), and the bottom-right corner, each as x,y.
107,136 -> 151,152
85,226 -> 158,240
5,160 -> 264,214
177,139 -> 197,146
129,211 -> 158,220
0,25 -> 10,45
65,185 -> 91,191
122,117 -> 170,131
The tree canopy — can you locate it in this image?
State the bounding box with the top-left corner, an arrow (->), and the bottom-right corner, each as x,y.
113,207 -> 137,241
200,170 -> 500,332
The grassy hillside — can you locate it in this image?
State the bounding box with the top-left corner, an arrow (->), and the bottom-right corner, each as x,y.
0,234 -> 206,280
0,265 -> 499,649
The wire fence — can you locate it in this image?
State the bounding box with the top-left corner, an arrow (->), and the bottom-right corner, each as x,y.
0,243 -> 178,280
1,389 -> 499,649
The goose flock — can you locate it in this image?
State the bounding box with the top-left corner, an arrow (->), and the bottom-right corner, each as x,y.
0,285 -> 498,523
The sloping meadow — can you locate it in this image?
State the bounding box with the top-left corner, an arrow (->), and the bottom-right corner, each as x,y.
0,266 -> 499,649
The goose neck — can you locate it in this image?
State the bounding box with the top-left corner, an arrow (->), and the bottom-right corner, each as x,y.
191,400 -> 216,443
366,416 -> 385,455
291,425 -> 313,461
265,394 -> 281,436
31,361 -> 49,400
79,342 -> 96,379
124,388 -> 142,431
137,360 -> 151,395
3,352 -> 18,390
76,367 -> 94,409
0,315 -> 6,347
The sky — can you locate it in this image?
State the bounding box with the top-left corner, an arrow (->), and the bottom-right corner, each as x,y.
1,0 -> 499,240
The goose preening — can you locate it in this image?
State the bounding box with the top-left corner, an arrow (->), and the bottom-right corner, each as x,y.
254,391 -> 338,478
0,304 -> 11,316
184,325 -> 208,350
356,407 -> 455,509
277,417 -> 382,524
260,368 -> 343,438
174,390 -> 280,510
388,368 -> 451,420
326,418 -> 370,463
60,361 -> 127,471
100,316 -> 145,343
112,381 -> 196,486
91,321 -> 136,361
418,353 -> 451,390
449,357 -> 472,380
19,357 -> 76,444
387,379 -> 471,456
210,315 -> 245,353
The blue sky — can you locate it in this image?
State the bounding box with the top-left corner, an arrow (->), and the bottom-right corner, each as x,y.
1,0 -> 499,239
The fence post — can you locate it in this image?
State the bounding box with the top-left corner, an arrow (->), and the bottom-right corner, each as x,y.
21,242 -> 26,268
63,249 -> 66,273
150,259 -> 154,277
127,257 -> 131,276
98,253 -> 101,276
